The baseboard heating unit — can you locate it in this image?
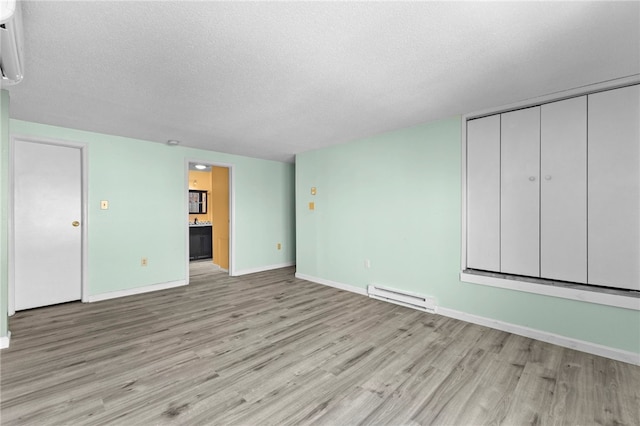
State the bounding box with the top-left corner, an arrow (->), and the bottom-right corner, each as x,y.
367,285 -> 437,313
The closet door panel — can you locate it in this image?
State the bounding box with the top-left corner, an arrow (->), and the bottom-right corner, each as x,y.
588,85 -> 640,290
501,107 -> 541,277
540,96 -> 587,283
466,115 -> 501,271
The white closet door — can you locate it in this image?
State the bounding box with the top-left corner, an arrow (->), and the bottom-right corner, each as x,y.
588,85 -> 640,290
540,96 -> 587,283
501,106 -> 540,277
466,115 -> 501,271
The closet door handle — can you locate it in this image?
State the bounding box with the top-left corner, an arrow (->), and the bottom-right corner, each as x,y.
545,175 -> 552,181
529,176 -> 536,182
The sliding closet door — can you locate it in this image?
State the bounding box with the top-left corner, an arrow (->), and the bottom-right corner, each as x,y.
540,96 -> 587,283
501,107 -> 540,277
588,85 -> 640,290
466,115 -> 500,271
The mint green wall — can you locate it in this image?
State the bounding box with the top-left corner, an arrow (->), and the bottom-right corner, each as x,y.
295,117 -> 640,355
234,160 -> 295,270
7,119 -> 295,299
0,91 -> 9,338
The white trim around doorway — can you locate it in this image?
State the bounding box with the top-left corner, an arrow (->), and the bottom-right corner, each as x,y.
184,159 -> 235,282
8,135 -> 89,316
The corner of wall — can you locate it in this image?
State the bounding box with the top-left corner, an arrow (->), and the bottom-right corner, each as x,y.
0,89 -> 10,340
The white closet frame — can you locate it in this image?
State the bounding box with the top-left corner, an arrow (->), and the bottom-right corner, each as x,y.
460,75 -> 640,311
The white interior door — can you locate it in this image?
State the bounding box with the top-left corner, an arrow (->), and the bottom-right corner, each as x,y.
540,96 -> 587,283
14,140 -> 82,310
501,106 -> 541,277
588,85 -> 640,290
466,115 -> 501,272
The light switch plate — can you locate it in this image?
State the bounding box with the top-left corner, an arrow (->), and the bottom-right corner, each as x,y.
309,202 -> 315,210
100,200 -> 109,210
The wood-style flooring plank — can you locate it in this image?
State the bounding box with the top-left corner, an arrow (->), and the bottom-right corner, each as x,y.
1,263 -> 639,425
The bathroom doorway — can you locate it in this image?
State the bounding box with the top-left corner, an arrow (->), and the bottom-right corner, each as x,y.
186,161 -> 233,277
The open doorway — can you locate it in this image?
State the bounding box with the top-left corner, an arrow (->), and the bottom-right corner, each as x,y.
186,161 -> 232,277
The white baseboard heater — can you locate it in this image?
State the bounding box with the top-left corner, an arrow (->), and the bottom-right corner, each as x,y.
367,284 -> 437,313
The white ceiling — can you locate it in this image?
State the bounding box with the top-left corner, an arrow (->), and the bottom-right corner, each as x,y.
5,1 -> 640,162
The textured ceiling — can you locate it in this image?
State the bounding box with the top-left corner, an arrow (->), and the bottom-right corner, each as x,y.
5,1 -> 640,162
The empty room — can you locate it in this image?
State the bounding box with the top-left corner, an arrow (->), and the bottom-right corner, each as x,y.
0,1 -> 639,424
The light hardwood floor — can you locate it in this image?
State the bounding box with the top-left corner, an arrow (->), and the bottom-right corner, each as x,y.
1,263 -> 639,425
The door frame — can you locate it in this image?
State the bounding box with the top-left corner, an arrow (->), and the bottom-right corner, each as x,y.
184,159 -> 235,281
8,136 -> 89,315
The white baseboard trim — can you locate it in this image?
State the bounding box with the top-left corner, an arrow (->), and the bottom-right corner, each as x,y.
437,307 -> 640,366
0,331 -> 12,349
295,273 -> 367,296
86,280 -> 187,303
233,262 -> 295,277
295,273 -> 639,366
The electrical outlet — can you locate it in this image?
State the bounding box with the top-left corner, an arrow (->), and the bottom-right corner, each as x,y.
277,243 -> 282,250
141,257 -> 148,267
365,259 -> 371,268
100,200 -> 109,210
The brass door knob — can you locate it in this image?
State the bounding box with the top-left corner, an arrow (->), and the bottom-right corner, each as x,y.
72,221 -> 80,227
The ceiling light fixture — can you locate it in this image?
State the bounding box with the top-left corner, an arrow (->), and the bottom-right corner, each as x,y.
194,164 -> 207,170
167,139 -> 180,146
